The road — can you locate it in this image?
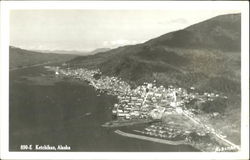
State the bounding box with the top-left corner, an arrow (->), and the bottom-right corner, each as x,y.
182,109 -> 240,151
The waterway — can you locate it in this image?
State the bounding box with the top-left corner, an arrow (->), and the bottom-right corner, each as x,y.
9,65 -> 199,152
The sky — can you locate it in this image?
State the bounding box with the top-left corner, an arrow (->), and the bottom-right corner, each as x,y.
10,10 -> 239,52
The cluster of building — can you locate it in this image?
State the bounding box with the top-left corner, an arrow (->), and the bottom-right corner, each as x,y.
45,66 -> 225,122
45,66 -> 231,149
112,81 -> 224,122
134,124 -> 187,140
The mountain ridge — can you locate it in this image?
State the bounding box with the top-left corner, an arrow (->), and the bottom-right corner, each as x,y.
145,13 -> 240,51
28,47 -> 111,55
9,46 -> 77,69
68,13 -> 241,95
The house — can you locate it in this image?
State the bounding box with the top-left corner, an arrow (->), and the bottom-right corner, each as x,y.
176,107 -> 183,114
117,113 -> 127,117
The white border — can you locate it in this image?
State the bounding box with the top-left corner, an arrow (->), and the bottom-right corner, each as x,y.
0,1 -> 249,160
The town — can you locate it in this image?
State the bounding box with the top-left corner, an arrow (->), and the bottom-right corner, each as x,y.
45,65 -> 239,152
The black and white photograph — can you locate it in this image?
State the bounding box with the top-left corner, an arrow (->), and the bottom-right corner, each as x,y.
0,1 -> 249,160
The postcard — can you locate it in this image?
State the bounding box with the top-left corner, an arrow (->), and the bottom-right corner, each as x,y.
0,1 -> 249,160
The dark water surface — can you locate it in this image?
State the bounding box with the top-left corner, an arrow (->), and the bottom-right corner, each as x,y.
9,66 -> 198,152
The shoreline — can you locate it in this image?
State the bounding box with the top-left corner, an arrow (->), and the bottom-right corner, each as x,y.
114,129 -> 187,146
102,119 -> 159,128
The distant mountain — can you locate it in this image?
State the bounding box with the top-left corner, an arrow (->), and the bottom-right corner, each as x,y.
69,13 -> 241,94
9,46 -> 77,69
31,49 -> 89,55
89,48 -> 111,54
32,48 -> 111,56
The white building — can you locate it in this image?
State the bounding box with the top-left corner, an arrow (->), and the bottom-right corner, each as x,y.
176,107 -> 183,114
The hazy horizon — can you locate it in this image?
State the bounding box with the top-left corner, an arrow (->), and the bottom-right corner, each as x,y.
10,10 -> 239,53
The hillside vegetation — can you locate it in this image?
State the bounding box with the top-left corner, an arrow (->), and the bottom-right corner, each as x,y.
69,14 -> 241,94
9,46 -> 77,70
